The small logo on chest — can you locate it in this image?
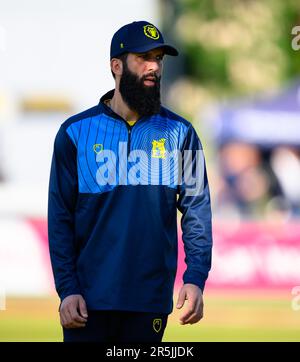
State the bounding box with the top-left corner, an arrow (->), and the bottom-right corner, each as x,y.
93,144 -> 103,154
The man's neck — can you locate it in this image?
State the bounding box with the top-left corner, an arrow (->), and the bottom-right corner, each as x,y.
109,88 -> 139,123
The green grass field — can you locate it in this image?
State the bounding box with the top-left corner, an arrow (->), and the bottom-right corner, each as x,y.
1,290 -> 299,342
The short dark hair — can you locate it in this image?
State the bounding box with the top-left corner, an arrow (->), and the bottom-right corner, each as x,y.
111,53 -> 128,79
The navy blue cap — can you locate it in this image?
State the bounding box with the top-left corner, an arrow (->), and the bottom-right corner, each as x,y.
110,21 -> 179,59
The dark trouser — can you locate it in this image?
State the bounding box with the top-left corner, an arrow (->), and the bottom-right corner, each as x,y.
63,310 -> 169,342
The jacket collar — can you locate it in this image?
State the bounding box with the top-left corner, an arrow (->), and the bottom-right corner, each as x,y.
100,89 -> 115,104
99,89 -> 121,120
99,88 -> 163,124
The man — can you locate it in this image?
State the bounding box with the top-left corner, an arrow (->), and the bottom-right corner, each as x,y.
48,20 -> 213,342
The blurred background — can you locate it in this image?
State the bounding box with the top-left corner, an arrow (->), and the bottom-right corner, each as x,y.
1,0 -> 300,341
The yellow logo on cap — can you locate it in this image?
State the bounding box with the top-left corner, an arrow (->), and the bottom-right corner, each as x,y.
144,25 -> 159,40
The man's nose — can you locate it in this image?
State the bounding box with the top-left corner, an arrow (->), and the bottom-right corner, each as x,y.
147,59 -> 160,73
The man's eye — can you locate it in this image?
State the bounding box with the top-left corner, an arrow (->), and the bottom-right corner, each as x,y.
137,54 -> 163,61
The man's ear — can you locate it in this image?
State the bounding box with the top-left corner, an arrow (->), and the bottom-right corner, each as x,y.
111,58 -> 123,77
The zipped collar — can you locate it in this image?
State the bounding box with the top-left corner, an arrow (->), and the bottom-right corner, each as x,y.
99,89 -> 123,121
99,88 -> 162,125
100,89 -> 115,103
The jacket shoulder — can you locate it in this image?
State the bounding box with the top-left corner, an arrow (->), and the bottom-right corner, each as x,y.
160,106 -> 192,129
60,104 -> 103,130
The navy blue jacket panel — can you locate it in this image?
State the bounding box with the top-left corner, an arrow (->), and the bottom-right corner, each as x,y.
48,89 -> 213,314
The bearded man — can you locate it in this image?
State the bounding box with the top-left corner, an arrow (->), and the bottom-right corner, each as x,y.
48,20 -> 213,342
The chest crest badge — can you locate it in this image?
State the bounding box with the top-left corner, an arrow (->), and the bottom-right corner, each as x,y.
152,138 -> 166,159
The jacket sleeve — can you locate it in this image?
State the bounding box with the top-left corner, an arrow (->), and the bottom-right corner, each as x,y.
48,125 -> 81,301
177,124 -> 213,292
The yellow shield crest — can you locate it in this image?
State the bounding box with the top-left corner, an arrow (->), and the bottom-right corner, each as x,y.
93,143 -> 103,154
151,138 -> 166,159
153,318 -> 162,333
144,25 -> 160,40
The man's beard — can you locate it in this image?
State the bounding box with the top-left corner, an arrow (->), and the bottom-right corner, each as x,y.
119,61 -> 161,117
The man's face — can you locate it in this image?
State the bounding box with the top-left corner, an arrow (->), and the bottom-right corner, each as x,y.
118,48 -> 164,117
126,48 -> 164,85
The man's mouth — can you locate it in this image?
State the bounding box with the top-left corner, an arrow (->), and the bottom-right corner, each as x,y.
143,76 -> 156,86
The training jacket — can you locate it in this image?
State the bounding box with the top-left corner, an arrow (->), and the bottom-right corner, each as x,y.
48,89 -> 212,314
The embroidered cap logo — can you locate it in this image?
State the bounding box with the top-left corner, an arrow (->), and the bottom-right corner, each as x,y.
143,25 -> 160,40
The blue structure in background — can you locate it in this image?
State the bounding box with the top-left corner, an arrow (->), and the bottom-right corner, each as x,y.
213,80 -> 300,148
